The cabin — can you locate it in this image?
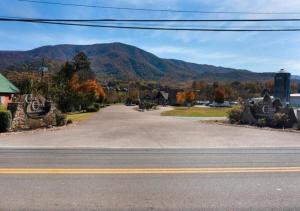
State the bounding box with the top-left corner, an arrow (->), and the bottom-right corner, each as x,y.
0,73 -> 19,106
156,91 -> 169,105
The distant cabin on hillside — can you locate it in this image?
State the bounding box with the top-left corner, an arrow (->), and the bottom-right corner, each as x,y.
0,73 -> 19,106
156,91 -> 169,105
155,90 -> 178,106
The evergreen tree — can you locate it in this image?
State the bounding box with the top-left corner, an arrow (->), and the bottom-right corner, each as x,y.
73,52 -> 95,81
55,62 -> 74,84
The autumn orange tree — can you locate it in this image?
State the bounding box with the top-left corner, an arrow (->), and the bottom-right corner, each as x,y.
214,88 -> 225,103
176,91 -> 196,106
68,74 -> 105,109
185,91 -> 196,104
176,91 -> 186,105
53,52 -> 106,112
77,79 -> 105,103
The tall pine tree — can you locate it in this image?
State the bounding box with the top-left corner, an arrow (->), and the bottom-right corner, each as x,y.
73,52 -> 95,81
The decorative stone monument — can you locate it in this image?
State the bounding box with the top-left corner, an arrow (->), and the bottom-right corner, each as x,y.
240,91 -> 297,128
239,68 -> 299,128
7,94 -> 63,131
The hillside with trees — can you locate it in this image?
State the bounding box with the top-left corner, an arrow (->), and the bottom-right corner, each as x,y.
0,42 -> 275,82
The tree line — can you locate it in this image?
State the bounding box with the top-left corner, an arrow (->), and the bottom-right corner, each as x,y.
3,53 -> 300,109
4,52 -> 105,112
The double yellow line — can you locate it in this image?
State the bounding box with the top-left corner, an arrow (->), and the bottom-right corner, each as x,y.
0,167 -> 300,174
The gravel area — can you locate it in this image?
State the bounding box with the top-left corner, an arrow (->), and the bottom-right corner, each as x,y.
0,105 -> 299,148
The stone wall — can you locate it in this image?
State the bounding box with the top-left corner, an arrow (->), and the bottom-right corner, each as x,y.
43,102 -> 57,127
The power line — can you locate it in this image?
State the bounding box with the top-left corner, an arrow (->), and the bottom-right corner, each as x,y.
1,18 -> 300,32
1,16 -> 298,28
2,17 -> 300,22
18,0 -> 300,15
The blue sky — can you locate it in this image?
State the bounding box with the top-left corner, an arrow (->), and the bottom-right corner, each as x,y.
1,0 -> 300,75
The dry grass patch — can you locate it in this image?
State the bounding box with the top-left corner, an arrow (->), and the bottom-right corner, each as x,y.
66,112 -> 95,122
161,106 -> 238,117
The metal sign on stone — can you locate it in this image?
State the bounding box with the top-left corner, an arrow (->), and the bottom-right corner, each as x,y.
24,94 -> 51,118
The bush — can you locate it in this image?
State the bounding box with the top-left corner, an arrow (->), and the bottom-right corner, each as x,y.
257,118 -> 267,127
0,111 -> 12,132
66,119 -> 73,125
56,112 -> 66,126
86,105 -> 99,112
139,102 -> 145,110
93,103 -> 101,110
139,102 -> 157,110
86,103 -> 100,112
227,108 -> 242,124
272,113 -> 289,128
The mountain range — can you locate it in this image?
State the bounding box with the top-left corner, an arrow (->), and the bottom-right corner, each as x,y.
0,42 -> 277,81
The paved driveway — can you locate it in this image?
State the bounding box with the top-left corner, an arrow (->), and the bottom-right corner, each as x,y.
0,105 -> 299,148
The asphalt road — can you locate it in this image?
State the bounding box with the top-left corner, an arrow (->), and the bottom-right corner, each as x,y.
1,105 -> 299,148
1,148 -> 300,210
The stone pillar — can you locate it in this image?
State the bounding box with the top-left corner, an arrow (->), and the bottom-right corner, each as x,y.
7,102 -> 28,131
43,102 -> 57,126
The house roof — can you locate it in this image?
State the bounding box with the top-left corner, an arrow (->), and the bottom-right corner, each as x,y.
0,73 -> 19,94
159,91 -> 169,100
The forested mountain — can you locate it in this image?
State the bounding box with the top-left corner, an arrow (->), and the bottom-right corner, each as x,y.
0,42 -> 275,81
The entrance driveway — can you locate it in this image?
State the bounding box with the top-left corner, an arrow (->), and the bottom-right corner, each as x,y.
0,105 -> 299,148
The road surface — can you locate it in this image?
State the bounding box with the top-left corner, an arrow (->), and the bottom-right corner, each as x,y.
0,105 -> 299,148
1,148 -> 300,210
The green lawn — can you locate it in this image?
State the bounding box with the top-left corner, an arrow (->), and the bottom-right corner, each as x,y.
161,106 -> 237,117
66,112 -> 96,122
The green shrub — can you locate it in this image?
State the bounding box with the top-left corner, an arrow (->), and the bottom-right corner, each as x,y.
86,103 -> 100,113
93,103 -> 101,110
272,113 -> 289,128
227,108 -> 242,124
139,102 -> 157,110
86,105 -> 98,112
66,119 -> 73,125
139,102 -> 145,110
0,111 -> 12,132
55,112 -> 66,126
257,118 -> 267,127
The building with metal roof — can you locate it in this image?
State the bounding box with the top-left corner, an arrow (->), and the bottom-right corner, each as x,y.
0,73 -> 19,105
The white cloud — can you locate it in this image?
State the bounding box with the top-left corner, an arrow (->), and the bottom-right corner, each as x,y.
144,45 -> 238,63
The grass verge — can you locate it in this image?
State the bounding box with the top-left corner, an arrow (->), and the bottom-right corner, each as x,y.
66,112 -> 95,122
161,106 -> 238,117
